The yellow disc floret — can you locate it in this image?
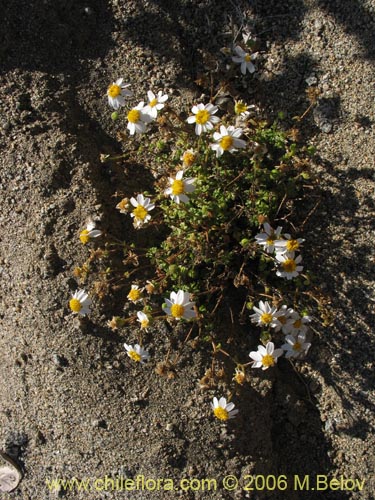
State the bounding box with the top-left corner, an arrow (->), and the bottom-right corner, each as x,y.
149,98 -> 158,107
171,179 -> 184,195
170,303 -> 185,318
260,312 -> 273,325
128,350 -> 141,362
79,229 -> 90,244
69,298 -> 82,312
286,239 -> 300,252
262,354 -> 275,368
108,84 -> 121,98
293,341 -> 302,351
293,319 -> 302,329
214,407 -> 229,421
141,319 -> 149,329
245,54 -> 252,62
127,109 -> 141,123
234,101 -> 248,115
133,205 -> 148,220
220,135 -> 234,151
195,109 -> 210,125
282,259 -> 297,273
128,288 -> 141,302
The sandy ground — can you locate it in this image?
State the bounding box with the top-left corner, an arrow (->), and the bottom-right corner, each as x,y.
0,0 -> 374,499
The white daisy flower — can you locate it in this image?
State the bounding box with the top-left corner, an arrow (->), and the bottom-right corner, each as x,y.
186,103 -> 220,136
124,343 -> 150,363
211,397 -> 239,421
180,149 -> 197,168
249,342 -> 284,370
232,46 -> 258,75
127,285 -> 143,304
143,90 -> 168,119
107,78 -> 132,110
69,289 -> 92,316
283,312 -> 311,336
79,221 -> 102,245
275,304 -> 295,333
255,222 -> 283,254
274,234 -> 305,255
137,311 -> 150,330
210,125 -> 246,158
163,290 -> 196,320
282,333 -> 311,359
234,100 -> 250,117
126,102 -> 152,135
130,194 -> 155,228
276,252 -> 303,280
165,171 -> 195,204
250,300 -> 282,329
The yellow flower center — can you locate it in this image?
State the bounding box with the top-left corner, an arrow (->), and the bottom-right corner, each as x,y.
141,319 -> 149,329
69,298 -> 82,312
262,354 -> 275,368
279,316 -> 287,325
171,179 -> 184,195
170,303 -> 185,318
266,236 -> 275,245
293,341 -> 302,351
286,239 -> 300,251
282,259 -> 297,273
182,151 -> 195,166
128,288 -> 141,302
79,229 -> 90,244
234,101 -> 248,115
245,54 -> 252,62
133,205 -> 148,220
214,407 -> 229,421
127,109 -> 141,123
195,109 -> 210,125
128,351 -> 141,362
220,135 -> 234,151
293,319 -> 302,329
108,84 -> 121,98
149,98 -> 158,107
260,312 -> 273,325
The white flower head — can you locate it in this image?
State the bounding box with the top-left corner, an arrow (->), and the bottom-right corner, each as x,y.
143,90 -> 168,119
163,290 -> 196,320
165,171 -> 195,204
275,304 -> 295,333
107,78 -> 132,110
283,311 -> 311,336
250,300 -> 282,329
276,252 -> 303,280
249,342 -> 284,370
69,289 -> 92,316
210,125 -> 246,158
274,234 -> 305,255
124,343 -> 150,363
232,46 -> 258,75
255,222 -> 283,254
211,397 -> 239,421
79,221 -> 102,245
130,194 -> 155,228
234,100 -> 251,117
126,101 -> 152,135
187,103 -> 220,136
282,333 -> 311,359
137,311 -> 150,330
127,285 -> 143,304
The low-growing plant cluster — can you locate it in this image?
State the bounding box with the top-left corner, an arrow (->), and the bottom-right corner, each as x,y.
70,34 -> 319,421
